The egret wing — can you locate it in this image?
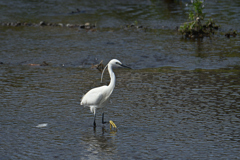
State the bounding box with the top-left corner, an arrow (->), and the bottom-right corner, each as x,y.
81,86 -> 107,106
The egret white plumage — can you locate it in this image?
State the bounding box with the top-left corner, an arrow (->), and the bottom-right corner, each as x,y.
80,59 -> 131,128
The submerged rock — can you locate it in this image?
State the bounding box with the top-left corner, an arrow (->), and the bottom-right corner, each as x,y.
1,21 -> 96,30
66,23 -> 77,28
69,8 -> 86,14
225,30 -> 237,38
40,61 -> 49,66
27,61 -> 49,66
58,23 -> 64,27
124,24 -> 145,30
39,21 -> 47,26
79,22 -> 96,30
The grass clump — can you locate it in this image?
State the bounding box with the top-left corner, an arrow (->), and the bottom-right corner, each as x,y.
179,0 -> 219,38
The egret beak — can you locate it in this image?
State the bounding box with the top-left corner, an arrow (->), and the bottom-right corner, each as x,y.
119,64 -> 131,69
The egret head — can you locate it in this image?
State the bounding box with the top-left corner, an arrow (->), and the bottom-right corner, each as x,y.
101,59 -> 131,82
109,59 -> 122,67
109,59 -> 131,68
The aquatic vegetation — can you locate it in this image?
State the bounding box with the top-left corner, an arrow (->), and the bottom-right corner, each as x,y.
124,20 -> 143,29
225,30 -> 237,38
179,0 -> 219,38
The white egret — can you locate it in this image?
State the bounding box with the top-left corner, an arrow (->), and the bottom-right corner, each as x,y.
80,59 -> 131,128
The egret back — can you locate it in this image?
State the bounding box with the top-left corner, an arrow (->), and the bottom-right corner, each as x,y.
80,85 -> 109,107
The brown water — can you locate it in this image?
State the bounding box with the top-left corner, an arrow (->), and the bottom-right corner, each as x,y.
1,0 -> 240,159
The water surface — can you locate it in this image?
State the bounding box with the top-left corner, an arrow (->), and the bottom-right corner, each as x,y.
1,0 -> 240,159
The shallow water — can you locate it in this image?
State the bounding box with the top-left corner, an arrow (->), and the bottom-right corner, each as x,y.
1,0 -> 240,159
1,65 -> 240,159
1,0 -> 240,70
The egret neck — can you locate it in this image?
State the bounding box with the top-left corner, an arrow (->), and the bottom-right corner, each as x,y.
107,64 -> 116,97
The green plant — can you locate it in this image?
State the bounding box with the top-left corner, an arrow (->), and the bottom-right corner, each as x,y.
189,0 -> 205,21
179,0 -> 219,38
134,20 -> 138,26
179,1 -> 203,34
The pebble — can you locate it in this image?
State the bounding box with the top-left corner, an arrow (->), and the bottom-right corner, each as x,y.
66,23 -> 77,28
58,23 -> 64,27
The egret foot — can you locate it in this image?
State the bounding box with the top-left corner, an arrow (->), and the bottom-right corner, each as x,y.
102,113 -> 117,130
109,120 -> 117,129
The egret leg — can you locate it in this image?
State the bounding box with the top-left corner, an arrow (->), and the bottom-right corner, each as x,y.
93,113 -> 96,127
102,113 -> 107,124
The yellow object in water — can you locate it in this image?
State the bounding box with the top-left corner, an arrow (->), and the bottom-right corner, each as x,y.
109,120 -> 117,129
